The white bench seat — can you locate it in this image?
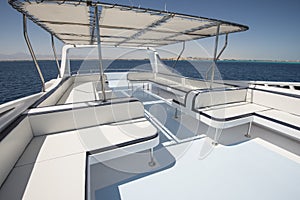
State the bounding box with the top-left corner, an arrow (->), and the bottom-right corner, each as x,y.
200,103 -> 270,121
0,131 -> 86,200
0,98 -> 158,200
173,85 -> 195,93
196,102 -> 270,128
255,109 -> 300,141
154,78 -> 179,87
62,81 -> 111,104
0,153 -> 86,200
127,72 -> 230,94
16,131 -> 85,166
64,82 -> 97,103
78,118 -> 157,152
197,100 -> 300,141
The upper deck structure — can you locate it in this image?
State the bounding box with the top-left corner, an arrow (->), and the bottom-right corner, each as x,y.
1,1 -> 299,200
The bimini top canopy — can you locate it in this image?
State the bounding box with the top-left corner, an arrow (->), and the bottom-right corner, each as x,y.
9,0 -> 248,47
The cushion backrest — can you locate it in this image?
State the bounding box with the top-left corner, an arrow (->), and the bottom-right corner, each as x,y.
251,89 -> 300,115
38,77 -> 74,107
194,88 -> 248,109
0,117 -> 33,187
185,78 -> 226,89
156,73 -> 183,84
127,72 -> 154,81
28,98 -> 144,136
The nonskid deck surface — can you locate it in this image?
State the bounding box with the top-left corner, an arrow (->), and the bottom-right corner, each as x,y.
87,86 -> 300,200
90,139 -> 300,200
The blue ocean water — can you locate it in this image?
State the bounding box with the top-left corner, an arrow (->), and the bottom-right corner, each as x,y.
0,60 -> 300,104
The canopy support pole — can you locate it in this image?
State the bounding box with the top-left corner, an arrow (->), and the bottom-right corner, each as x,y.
147,48 -> 159,74
172,41 -> 185,70
205,32 -> 229,82
95,6 -> 106,101
216,33 -> 228,60
23,14 -> 45,92
51,34 -> 61,78
210,24 -> 221,89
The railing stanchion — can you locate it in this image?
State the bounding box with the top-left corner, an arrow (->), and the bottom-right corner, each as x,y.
148,148 -> 156,167
23,14 -> 45,92
51,34 -> 61,78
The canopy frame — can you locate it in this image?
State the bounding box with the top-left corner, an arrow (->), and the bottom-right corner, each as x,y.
95,5 -> 106,101
9,0 -> 248,47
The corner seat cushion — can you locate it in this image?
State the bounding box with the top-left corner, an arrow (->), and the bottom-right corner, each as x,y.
0,153 -> 86,200
78,118 -> 158,152
15,131 -> 85,167
254,109 -> 300,141
0,131 -> 86,200
199,103 -> 270,121
0,117 -> 158,200
255,109 -> 300,128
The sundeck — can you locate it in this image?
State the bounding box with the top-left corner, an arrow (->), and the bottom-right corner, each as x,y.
1,1 -> 300,200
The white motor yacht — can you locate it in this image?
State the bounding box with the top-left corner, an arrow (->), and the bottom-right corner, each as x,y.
1,1 -> 300,200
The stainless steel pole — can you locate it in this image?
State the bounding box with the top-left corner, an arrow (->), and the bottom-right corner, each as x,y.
216,33 -> 228,60
172,41 -> 185,69
210,23 -> 221,89
95,6 -> 106,101
23,14 -> 45,92
51,34 -> 61,78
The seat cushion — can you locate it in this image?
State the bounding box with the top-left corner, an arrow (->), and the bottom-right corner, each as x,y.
78,118 -> 157,152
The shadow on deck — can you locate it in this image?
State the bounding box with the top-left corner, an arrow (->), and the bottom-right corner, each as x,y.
88,144 -> 176,200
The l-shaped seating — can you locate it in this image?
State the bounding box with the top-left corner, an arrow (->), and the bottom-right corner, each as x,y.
0,98 -> 158,199
128,72 -> 300,141
182,87 -> 300,141
36,74 -> 110,107
127,72 -> 230,95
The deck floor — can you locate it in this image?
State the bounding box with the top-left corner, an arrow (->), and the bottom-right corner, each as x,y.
87,86 -> 300,200
117,138 -> 300,200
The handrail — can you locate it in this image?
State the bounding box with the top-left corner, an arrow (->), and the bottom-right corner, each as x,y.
23,14 -> 45,92
0,107 -> 15,119
51,34 -> 61,78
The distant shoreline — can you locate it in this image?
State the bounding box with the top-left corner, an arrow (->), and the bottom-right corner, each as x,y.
0,58 -> 299,64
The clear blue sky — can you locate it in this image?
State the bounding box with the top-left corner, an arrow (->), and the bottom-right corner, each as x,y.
0,0 -> 299,61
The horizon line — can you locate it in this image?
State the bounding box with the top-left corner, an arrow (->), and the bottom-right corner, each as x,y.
0,58 -> 299,63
